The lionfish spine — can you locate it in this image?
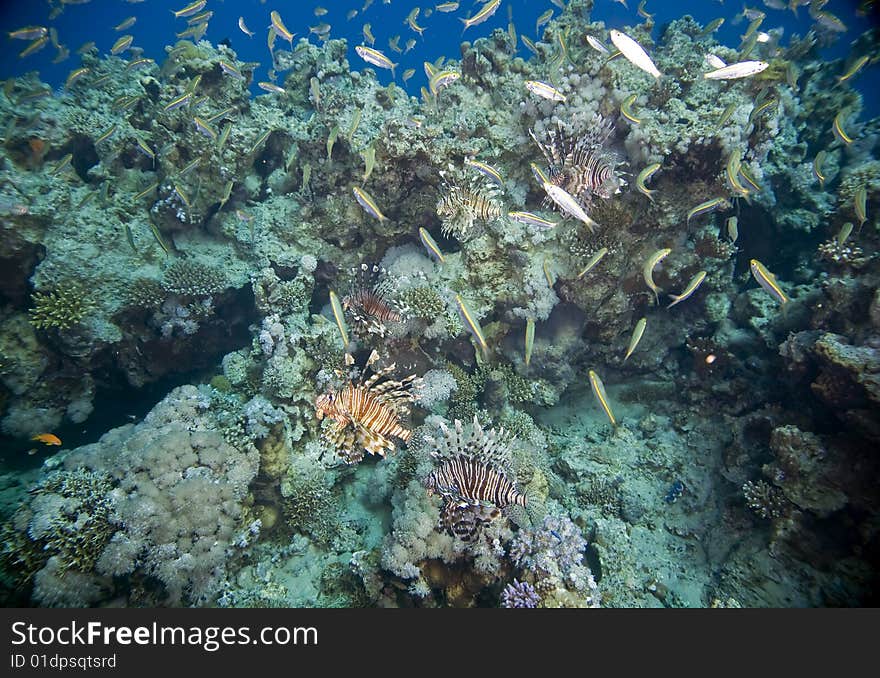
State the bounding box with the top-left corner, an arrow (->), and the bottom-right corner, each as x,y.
338,384 -> 413,442
436,166 -> 505,240
315,356 -> 421,463
530,117 -> 620,204
343,264 -> 405,336
426,456 -> 526,508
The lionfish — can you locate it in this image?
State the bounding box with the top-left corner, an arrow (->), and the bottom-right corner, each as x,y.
436,164 -> 505,241
315,350 -> 422,464
423,417 -> 527,541
342,264 -> 407,337
529,115 -> 623,214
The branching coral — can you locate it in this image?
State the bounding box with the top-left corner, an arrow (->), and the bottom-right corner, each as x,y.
280,454 -> 338,546
817,239 -> 870,269
25,469 -> 116,574
742,480 -> 790,521
126,278 -> 168,308
161,259 -> 228,296
29,281 -> 94,330
398,286 -> 446,319
500,579 -> 541,608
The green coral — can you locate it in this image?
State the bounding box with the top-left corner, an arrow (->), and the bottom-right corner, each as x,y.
447,362 -> 479,419
446,361 -> 553,418
837,160 -> 880,208
126,278 -> 167,308
499,408 -> 541,442
444,311 -> 465,336
29,281 -> 95,330
260,275 -> 314,317
161,259 -> 227,296
0,521 -> 43,597
399,286 -> 446,319
577,476 -> 623,518
318,561 -> 372,608
301,323 -> 345,374
481,362 -> 551,405
280,456 -> 338,546
227,581 -> 292,609
210,374 -> 233,393
483,363 -> 537,404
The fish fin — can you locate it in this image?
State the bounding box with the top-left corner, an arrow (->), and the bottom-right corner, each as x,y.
355,422 -> 393,457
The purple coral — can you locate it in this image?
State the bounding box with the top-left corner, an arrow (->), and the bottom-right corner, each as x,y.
500,579 -> 541,608
509,515 -> 587,576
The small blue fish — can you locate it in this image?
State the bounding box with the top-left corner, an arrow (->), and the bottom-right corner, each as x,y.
664,480 -> 684,504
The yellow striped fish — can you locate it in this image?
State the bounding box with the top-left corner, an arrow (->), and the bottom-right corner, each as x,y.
589,370 -> 617,428
636,163 -> 660,201
750,259 -> 788,305
620,93 -> 641,124
624,318 -> 646,362
643,248 -> 671,304
667,271 -> 707,309
329,290 -> 350,347
833,110 -> 854,144
525,318 -> 535,368
464,157 -> 503,185
686,197 -> 731,224
355,45 -> 397,77
353,186 -> 387,221
577,247 -> 608,279
854,185 -> 867,229
454,294 -> 488,357
419,227 -> 445,263
461,0 -> 501,32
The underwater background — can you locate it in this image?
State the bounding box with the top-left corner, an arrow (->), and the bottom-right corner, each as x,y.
0,0 -> 878,608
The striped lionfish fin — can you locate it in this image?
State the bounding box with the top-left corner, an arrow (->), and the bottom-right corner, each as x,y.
325,422 -> 363,464
354,420 -> 394,457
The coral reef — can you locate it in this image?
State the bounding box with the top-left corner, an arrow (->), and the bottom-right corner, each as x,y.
4,386 -> 259,606
1,0 -> 879,609
509,514 -> 600,608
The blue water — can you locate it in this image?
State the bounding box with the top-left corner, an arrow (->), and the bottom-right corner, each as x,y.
2,0 -> 878,113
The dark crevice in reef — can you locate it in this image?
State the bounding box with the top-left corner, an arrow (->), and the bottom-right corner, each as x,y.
108,285 -> 256,388
0,245 -> 43,307
0,365 -> 212,472
0,286 -> 257,468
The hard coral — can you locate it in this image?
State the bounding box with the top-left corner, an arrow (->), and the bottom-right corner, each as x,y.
817,239 -> 870,269
399,286 -> 446,319
25,469 -> 116,574
742,479 -> 789,520
508,514 -> 599,607
500,579 -> 541,608
280,455 -> 338,546
161,259 -> 227,296
9,386 -> 262,607
29,281 -> 94,330
126,278 -> 167,308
